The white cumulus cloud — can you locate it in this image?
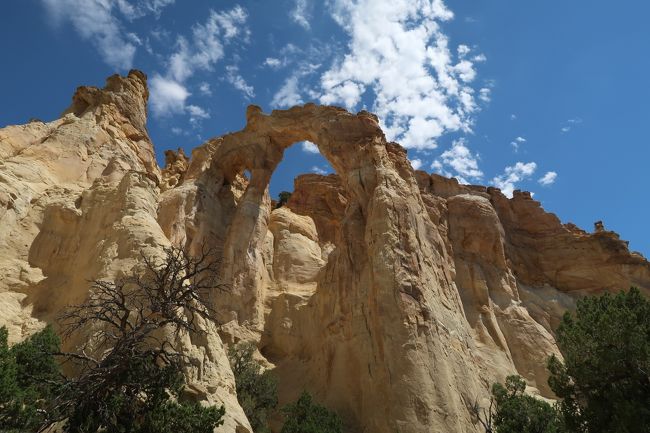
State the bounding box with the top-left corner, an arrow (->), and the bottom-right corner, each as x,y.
301,141 -> 319,153
431,138 -> 483,183
317,0 -> 483,149
479,87 -> 491,103
538,171 -> 557,186
264,57 -> 283,69
149,75 -> 190,116
492,161 -> 537,198
410,158 -> 424,170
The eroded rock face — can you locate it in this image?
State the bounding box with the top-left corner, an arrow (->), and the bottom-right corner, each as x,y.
1,71 -> 649,433
0,71 -> 251,433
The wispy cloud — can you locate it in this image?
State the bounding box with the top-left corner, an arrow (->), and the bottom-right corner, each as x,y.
511,136 -> 526,151
226,65 -> 255,98
150,5 -> 249,118
560,117 -> 583,133
42,0 -> 178,70
492,161 -> 537,198
272,76 -> 303,107
116,0 -> 175,20
198,82 -> 212,96
41,0 -> 137,70
186,104 -> 210,120
291,0 -> 311,30
167,6 -> 248,83
271,62 -> 320,107
538,171 -> 557,186
311,165 -> 328,175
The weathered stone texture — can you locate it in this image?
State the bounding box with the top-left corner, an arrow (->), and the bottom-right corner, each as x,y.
1,71 -> 648,432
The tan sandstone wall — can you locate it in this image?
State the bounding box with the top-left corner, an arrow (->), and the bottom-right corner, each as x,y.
1,71 -> 649,432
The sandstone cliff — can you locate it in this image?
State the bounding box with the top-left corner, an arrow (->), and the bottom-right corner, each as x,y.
1,71 -> 648,432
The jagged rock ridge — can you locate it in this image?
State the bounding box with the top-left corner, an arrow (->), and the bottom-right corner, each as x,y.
1,71 -> 648,432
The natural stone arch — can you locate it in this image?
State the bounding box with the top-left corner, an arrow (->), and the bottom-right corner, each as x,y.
199,104 -> 488,432
207,104 -> 390,323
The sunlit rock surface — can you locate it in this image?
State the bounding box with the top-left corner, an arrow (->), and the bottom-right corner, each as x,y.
1,71 -> 648,432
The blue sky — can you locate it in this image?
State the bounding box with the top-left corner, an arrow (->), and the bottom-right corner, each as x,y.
1,0 -> 649,257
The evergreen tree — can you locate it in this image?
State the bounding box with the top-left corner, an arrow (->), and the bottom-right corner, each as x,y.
548,287 -> 650,433
276,191 -> 292,208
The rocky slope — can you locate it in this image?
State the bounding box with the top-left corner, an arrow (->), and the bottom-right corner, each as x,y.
1,71 -> 649,432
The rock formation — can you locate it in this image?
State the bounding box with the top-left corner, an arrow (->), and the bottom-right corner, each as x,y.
1,71 -> 649,432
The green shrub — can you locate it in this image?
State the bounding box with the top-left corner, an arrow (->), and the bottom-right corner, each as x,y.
281,392 -> 342,433
228,342 -> 278,432
139,399 -> 226,433
0,325 -> 63,432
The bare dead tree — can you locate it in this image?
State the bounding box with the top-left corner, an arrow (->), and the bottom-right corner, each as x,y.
40,245 -> 226,432
470,396 -> 495,433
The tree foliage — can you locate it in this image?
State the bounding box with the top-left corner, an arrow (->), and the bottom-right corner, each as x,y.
0,325 -> 63,432
281,392 -> 342,433
489,375 -> 564,433
548,287 -> 650,433
276,191 -> 292,208
228,342 -> 278,432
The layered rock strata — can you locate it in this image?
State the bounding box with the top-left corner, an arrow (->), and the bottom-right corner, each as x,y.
1,71 -> 649,432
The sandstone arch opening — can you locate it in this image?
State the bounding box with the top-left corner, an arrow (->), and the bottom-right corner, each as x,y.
208,106 -> 357,328
268,142 -> 334,198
